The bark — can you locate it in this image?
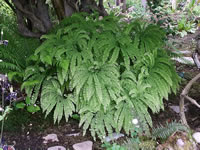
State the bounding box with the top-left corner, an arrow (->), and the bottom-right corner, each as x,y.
15,9 -> 42,38
8,0 -> 107,38
63,0 -> 76,17
180,73 -> 200,127
11,0 -> 52,38
51,0 -> 65,20
122,0 -> 126,12
80,0 -> 107,16
116,0 -> 121,6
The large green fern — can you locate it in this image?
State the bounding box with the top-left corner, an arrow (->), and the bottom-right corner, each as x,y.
22,13 -> 180,140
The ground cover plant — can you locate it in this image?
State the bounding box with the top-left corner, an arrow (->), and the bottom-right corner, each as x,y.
21,13 -> 180,140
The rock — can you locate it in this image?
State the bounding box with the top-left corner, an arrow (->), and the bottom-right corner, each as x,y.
169,105 -> 187,113
0,74 -> 8,81
47,146 -> 66,150
66,132 -> 80,137
172,57 -> 194,65
174,50 -> 191,55
43,134 -> 59,144
104,133 -> 124,142
176,139 -> 185,147
169,106 -> 181,113
193,132 -> 200,143
73,141 -> 93,150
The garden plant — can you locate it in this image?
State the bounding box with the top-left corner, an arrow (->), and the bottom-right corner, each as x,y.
20,13 -> 180,140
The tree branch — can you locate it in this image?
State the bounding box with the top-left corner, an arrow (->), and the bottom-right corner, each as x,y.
180,73 -> 200,127
184,95 -> 200,108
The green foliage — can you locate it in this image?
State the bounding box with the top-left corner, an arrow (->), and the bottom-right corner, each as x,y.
0,26 -> 40,82
0,106 -> 12,121
152,121 -> 189,140
102,143 -> 126,150
0,1 -> 40,82
123,138 -> 156,150
15,97 -> 40,113
175,17 -> 196,37
23,13 -> 180,140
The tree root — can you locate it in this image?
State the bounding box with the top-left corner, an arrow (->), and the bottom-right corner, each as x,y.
180,72 -> 200,127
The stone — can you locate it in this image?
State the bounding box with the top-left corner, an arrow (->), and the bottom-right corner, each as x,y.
176,139 -> 185,147
43,134 -> 59,144
193,132 -> 200,143
169,105 -> 187,113
174,50 -> 191,55
73,141 -> 93,150
169,106 -> 181,113
104,133 -> 124,142
66,132 -> 80,137
172,57 -> 194,65
47,146 -> 66,150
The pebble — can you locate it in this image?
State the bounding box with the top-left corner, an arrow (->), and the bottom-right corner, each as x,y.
73,141 -> 93,150
193,132 -> 200,143
66,132 -> 80,136
42,134 -> 59,144
176,139 -> 185,147
172,57 -> 194,65
47,146 -> 66,150
104,133 -> 124,142
169,105 -> 187,113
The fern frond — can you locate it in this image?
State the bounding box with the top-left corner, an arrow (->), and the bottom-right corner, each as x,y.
41,78 -> 75,123
152,121 -> 189,140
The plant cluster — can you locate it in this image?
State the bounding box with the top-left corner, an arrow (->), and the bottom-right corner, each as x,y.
148,0 -> 199,37
21,13 -> 180,140
101,121 -> 189,150
0,29 -> 40,82
120,121 -> 188,150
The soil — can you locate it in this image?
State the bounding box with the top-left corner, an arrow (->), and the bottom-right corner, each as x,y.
3,31 -> 200,150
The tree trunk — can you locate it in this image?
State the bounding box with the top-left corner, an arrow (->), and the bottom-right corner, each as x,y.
5,0 -> 107,38
51,0 -> 77,20
80,0 -> 107,16
122,0 -> 126,12
116,0 -> 121,6
11,0 -> 52,38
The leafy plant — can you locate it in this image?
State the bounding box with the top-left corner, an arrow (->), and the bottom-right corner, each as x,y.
102,142 -> 126,150
0,14 -> 40,82
22,13 -> 180,140
15,97 -> 40,113
123,138 -> 156,150
175,16 -> 196,37
152,121 -> 189,140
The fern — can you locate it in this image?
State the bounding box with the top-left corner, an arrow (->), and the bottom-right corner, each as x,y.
21,13 -> 180,140
41,78 -> 75,123
152,121 -> 189,140
123,138 -> 156,150
0,25 -> 40,81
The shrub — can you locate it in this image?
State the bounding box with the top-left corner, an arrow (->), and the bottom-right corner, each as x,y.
22,13 -> 180,140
